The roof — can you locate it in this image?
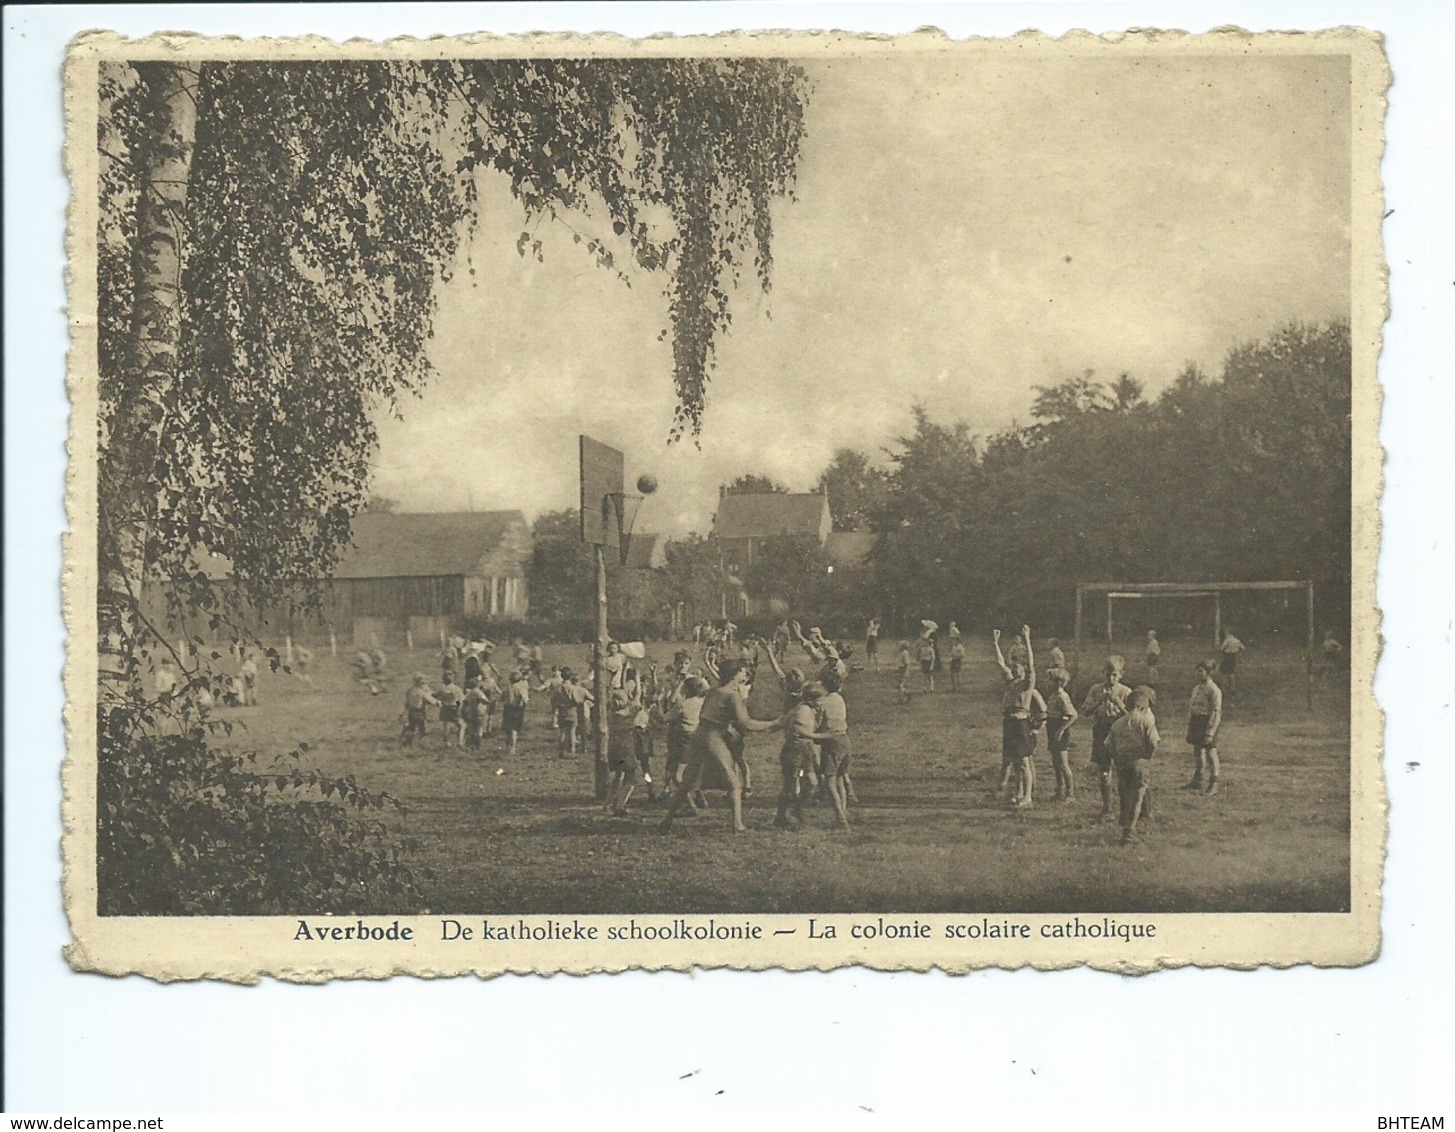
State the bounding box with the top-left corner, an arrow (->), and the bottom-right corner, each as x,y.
824,531 -> 877,567
713,492 -> 830,541
333,511 -> 528,579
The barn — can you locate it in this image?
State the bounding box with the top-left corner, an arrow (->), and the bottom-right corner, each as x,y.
330,511 -> 533,646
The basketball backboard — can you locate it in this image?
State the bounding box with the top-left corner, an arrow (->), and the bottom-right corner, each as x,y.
579,435 -> 624,546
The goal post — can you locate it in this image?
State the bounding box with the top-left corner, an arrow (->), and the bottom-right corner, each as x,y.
1072,579 -> 1317,705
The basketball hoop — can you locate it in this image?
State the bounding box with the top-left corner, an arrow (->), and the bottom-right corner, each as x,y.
605,493 -> 645,567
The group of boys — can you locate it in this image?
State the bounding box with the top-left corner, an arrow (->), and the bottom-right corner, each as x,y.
987,624 -> 1228,845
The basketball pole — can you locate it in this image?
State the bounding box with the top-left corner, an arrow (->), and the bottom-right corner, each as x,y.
593,538 -> 610,801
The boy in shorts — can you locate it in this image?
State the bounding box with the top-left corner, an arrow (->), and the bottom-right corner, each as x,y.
1106,686 -> 1161,845
948,637 -> 967,692
917,634 -> 938,693
770,681 -> 820,829
1183,660 -> 1224,795
401,674 -> 437,748
994,626 -> 1045,808
895,641 -> 912,704
666,676 -> 709,810
809,674 -> 853,828
1043,666 -> 1079,802
1081,657 -> 1132,817
461,677 -> 488,751
436,672 -> 464,750
605,685 -> 640,816
1218,631 -> 1246,699
1145,630 -> 1162,684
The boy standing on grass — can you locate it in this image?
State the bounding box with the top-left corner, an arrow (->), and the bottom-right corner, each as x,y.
665,676 -> 709,811
1183,660 -> 1225,795
917,633 -> 938,694
994,626 -> 1045,808
502,669 -> 530,756
1082,657 -> 1132,818
462,677 -> 488,751
896,640 -> 912,704
1145,630 -> 1162,685
948,637 -> 967,692
1106,686 -> 1160,845
810,673 -> 854,828
1044,667 -> 1079,802
769,680 -> 819,829
605,685 -> 641,816
1218,630 -> 1246,699
401,674 -> 437,748
239,651 -> 260,706
436,672 -> 465,750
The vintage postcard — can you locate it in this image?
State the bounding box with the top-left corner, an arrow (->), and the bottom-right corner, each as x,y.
63,27 -> 1386,980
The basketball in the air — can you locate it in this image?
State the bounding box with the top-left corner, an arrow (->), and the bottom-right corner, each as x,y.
637,473 -> 659,495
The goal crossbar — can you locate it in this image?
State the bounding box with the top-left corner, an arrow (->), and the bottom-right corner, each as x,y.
1073,579 -> 1315,664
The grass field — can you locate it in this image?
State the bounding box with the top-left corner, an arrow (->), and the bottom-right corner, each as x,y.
216,633 -> 1351,914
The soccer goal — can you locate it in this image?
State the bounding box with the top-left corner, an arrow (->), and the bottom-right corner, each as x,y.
1072,579 -> 1318,703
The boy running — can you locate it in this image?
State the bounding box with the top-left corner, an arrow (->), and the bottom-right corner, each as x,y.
1183,660 -> 1225,795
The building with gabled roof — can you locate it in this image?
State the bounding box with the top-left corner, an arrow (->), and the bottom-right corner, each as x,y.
330,511 -> 532,643
712,488 -> 833,617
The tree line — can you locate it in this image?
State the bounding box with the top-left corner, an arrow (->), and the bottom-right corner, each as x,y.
528,320 -> 1352,639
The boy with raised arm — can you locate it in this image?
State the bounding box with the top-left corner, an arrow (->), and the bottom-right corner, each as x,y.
994,625 -> 1044,808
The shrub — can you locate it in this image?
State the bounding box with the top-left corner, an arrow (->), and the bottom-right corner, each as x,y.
97,716 -> 430,916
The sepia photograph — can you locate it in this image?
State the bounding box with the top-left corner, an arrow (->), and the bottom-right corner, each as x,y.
63,27 -> 1384,976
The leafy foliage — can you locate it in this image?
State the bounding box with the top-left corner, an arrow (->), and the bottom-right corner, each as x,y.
865,323 -> 1352,630
93,59 -> 808,914
723,472 -> 790,494
527,508 -> 673,635
97,721 -> 429,916
818,448 -> 891,532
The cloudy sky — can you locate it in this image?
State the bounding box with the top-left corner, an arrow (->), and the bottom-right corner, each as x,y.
372,48 -> 1351,535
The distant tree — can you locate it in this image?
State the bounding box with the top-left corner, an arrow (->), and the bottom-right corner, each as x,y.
360,496 -> 400,514
1030,370 -> 1113,424
724,473 -> 789,494
818,447 -> 890,531
1111,372 -> 1146,413
870,404 -> 982,620
660,533 -> 726,623
744,536 -> 835,615
527,509 -> 596,624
